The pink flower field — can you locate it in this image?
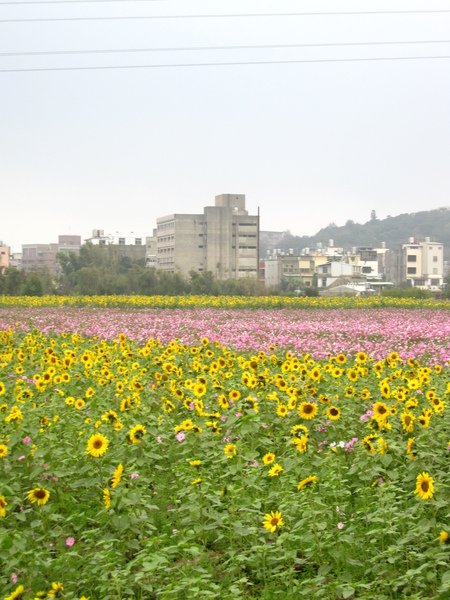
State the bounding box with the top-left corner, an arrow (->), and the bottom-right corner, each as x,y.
1,307 -> 449,363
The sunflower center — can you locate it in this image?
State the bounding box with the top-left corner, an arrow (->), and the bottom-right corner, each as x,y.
270,517 -> 279,526
93,440 -> 103,449
35,489 -> 46,499
304,405 -> 313,414
421,481 -> 429,492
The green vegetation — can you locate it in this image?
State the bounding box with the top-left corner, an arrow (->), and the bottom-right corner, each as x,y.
263,207 -> 450,258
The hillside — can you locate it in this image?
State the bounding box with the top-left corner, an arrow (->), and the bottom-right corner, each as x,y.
261,207 -> 450,258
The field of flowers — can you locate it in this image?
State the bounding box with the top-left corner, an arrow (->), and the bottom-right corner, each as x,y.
0,299 -> 449,599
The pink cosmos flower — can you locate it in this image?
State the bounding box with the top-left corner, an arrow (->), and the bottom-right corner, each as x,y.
22,436 -> 32,445
175,432 -> 186,442
130,472 -> 139,479
66,537 -> 75,547
337,522 -> 345,530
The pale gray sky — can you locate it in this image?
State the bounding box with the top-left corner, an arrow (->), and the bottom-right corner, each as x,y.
1,0 -> 449,252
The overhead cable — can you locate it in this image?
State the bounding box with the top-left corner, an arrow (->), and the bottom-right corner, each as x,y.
1,9 -> 450,24
2,39 -> 449,57
1,54 -> 449,73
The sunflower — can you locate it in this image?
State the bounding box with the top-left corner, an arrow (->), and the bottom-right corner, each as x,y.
229,389 -> 241,401
293,435 -> 308,454
262,452 -> 276,465
103,488 -> 111,510
193,383 -> 206,398
406,437 -> 416,460
47,582 -> 64,598
415,472 -> 435,501
290,424 -> 309,437
400,412 -> 415,433
0,494 -> 7,517
373,401 -> 389,420
0,381 -> 5,396
4,585 -> 25,600
127,424 -> 147,444
298,402 -> 318,420
111,463 -> 123,489
268,463 -> 283,477
223,443 -> 237,459
27,487 -> 50,506
262,510 -> 284,533
439,530 -> 449,544
276,404 -> 288,417
0,443 -> 8,459
297,474 -> 317,491
86,433 -> 109,457
326,406 -> 341,421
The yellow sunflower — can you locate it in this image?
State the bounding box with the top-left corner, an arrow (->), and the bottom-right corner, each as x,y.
298,402 -> 318,420
268,463 -> 283,477
223,443 -> 237,459
262,510 -> 284,533
297,474 -> 317,491
439,530 -> 449,544
27,487 -> 50,506
262,452 -> 276,465
86,433 -> 109,457
103,488 -> 111,510
415,472 -> 435,501
111,463 -> 123,489
326,406 -> 341,421
128,424 -> 147,444
0,443 -> 8,459
0,494 -> 7,517
4,585 -> 25,600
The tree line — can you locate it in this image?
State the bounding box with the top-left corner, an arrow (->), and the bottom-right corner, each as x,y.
0,245 -> 261,296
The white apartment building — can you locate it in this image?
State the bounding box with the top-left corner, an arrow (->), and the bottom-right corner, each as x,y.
156,194 -> 259,280
385,237 -> 444,290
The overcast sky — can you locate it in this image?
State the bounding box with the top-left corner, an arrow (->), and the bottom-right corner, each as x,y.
1,0 -> 449,252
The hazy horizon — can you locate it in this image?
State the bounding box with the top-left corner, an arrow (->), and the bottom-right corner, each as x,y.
2,0 -> 449,253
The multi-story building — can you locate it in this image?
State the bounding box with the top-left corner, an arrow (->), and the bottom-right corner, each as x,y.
0,241 -> 10,273
22,235 -> 81,276
85,230 -> 147,262
385,237 -> 444,290
156,194 -> 259,279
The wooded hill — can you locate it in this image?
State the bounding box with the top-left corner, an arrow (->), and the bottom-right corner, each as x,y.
261,207 -> 450,258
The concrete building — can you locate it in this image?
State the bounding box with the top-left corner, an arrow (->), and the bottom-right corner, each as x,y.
385,237 -> 444,290
156,194 -> 259,280
22,235 -> 81,276
0,242 -> 10,273
85,230 -> 147,262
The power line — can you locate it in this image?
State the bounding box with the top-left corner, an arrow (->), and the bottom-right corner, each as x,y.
2,39 -> 449,57
1,9 -> 450,24
1,1 -> 169,3
1,54 -> 449,73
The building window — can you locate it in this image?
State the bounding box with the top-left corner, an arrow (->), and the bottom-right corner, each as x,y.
407,255 -> 417,262
362,266 -> 372,273
118,238 -> 125,245
135,238 -> 142,245
430,279 -> 440,285
433,256 -> 438,262
407,267 -> 416,274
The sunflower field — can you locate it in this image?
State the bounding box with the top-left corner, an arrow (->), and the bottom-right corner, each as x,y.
0,300 -> 449,599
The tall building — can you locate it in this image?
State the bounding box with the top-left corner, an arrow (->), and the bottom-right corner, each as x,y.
385,237 -> 444,290
22,235 -> 81,276
156,194 -> 259,279
0,241 -> 10,273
